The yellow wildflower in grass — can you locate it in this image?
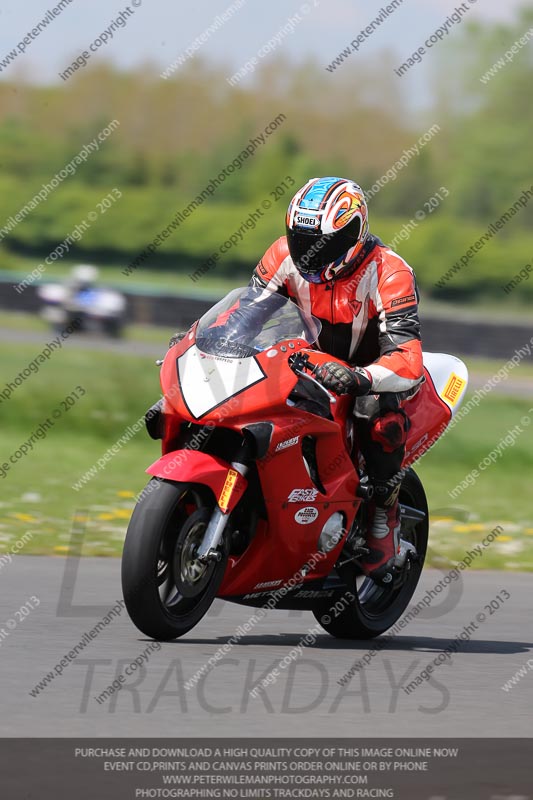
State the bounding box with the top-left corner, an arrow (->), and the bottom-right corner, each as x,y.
11,513 -> 37,523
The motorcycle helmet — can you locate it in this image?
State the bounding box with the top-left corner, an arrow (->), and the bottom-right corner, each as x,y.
70,264 -> 99,290
286,177 -> 369,283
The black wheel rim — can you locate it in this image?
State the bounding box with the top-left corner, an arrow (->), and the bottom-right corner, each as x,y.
155,488 -> 218,620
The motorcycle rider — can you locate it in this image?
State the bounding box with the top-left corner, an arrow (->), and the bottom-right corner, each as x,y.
248,177 -> 424,585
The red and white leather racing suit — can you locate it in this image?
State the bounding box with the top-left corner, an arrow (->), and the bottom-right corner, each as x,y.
251,233 -> 425,508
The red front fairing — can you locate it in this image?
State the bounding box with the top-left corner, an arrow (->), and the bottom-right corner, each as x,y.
160,329 -> 304,426
161,330 -> 353,427
146,450 -> 247,514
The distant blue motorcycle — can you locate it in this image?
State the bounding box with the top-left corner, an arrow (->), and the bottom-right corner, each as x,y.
37,265 -> 126,338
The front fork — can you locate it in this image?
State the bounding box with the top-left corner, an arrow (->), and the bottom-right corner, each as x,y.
196,458 -> 249,563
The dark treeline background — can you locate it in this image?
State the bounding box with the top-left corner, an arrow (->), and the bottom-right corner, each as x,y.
0,6 -> 532,302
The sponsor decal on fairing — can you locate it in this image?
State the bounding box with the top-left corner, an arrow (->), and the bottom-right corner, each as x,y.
275,436 -> 300,452
288,488 -> 319,502
294,506 -> 319,525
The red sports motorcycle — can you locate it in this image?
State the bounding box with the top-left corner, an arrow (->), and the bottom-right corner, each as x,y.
122,286 -> 468,640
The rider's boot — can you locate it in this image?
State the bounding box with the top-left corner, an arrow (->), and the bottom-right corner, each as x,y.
360,483 -> 401,585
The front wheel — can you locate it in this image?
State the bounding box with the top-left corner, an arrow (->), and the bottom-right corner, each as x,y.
102,317 -> 124,338
121,478 -> 229,640
312,468 -> 428,639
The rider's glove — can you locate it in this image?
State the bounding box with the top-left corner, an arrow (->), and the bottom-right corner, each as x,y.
313,362 -> 372,396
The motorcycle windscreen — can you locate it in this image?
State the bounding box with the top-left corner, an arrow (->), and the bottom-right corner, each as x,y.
177,345 -> 266,419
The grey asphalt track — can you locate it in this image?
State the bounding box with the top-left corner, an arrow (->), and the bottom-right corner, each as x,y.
1,557 -> 531,737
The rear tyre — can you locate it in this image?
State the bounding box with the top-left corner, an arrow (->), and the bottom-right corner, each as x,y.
121,478 -> 229,640
312,468 -> 428,639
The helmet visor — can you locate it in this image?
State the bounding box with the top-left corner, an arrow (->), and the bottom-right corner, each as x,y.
287,216 -> 362,278
287,232 -> 341,274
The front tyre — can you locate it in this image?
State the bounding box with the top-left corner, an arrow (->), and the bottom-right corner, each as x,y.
312,468 -> 429,639
121,478 -> 229,640
102,317 -> 123,338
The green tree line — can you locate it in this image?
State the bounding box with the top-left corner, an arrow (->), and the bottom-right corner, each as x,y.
0,6 -> 532,301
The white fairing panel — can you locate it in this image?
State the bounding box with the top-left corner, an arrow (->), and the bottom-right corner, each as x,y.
37,283 -> 67,303
178,345 -> 265,418
95,290 -> 126,314
423,352 -> 469,416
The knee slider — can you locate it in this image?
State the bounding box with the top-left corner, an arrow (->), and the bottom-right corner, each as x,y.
370,411 -> 408,453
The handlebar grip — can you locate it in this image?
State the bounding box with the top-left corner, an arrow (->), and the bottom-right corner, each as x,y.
288,352 -> 317,374
287,352 -> 337,404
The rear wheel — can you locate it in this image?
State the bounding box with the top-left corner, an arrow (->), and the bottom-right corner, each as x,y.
121,478 -> 229,640
312,468 -> 428,639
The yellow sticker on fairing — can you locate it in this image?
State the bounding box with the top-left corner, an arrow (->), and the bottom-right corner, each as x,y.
218,469 -> 239,512
442,372 -> 466,406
